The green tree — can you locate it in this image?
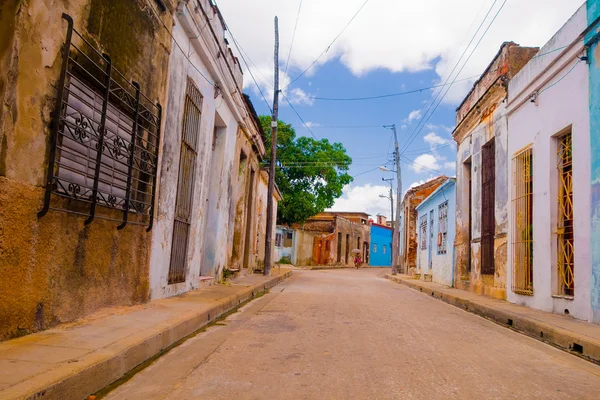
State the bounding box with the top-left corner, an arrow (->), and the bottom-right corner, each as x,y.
259,115 -> 353,225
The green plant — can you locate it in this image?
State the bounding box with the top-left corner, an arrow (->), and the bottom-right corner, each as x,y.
259,116 -> 353,225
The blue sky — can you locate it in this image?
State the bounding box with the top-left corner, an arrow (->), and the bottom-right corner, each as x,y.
217,0 -> 584,218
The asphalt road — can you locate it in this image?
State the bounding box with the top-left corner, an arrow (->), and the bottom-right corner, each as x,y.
104,268 -> 600,399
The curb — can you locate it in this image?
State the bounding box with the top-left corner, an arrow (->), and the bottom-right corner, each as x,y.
385,274 -> 600,365
12,271 -> 292,400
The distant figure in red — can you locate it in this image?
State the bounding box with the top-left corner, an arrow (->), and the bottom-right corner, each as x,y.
354,254 -> 362,269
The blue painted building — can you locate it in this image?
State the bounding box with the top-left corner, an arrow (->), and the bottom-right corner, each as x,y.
370,224 -> 393,267
586,0 -> 600,323
415,178 -> 456,286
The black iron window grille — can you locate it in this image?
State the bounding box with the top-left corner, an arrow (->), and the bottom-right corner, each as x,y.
38,14 -> 162,231
420,215 -> 428,249
438,201 -> 448,255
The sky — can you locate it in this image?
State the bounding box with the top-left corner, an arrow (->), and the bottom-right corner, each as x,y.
216,0 -> 584,220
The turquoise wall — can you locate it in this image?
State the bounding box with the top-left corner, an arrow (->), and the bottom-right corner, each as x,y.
587,0 -> 600,322
370,225 -> 392,267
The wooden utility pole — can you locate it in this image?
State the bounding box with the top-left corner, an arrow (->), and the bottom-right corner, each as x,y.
264,16 -> 279,276
392,124 -> 401,275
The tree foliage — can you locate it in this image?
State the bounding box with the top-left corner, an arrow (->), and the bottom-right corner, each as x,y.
259,115 -> 353,225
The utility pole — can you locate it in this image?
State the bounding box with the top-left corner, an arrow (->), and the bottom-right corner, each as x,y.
392,124 -> 402,275
264,16 -> 279,276
380,177 -> 394,227
383,124 -> 402,275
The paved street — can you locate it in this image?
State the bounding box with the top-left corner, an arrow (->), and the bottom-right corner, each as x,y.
104,269 -> 600,399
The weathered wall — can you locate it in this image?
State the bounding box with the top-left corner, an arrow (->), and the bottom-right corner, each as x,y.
586,0 -> 600,323
229,128 -> 262,271
507,5 -> 591,321
148,7 -> 218,299
292,228 -> 318,266
0,0 -> 173,339
453,44 -> 537,300
416,180 -> 456,286
254,171 -> 278,270
454,87 -> 508,299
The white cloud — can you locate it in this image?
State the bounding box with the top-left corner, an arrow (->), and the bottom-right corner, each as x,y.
217,0 -> 582,105
304,121 -> 320,128
443,161 -> 456,172
410,154 -> 441,174
405,109 -> 422,123
287,87 -> 314,105
329,184 -> 394,219
424,132 -> 450,147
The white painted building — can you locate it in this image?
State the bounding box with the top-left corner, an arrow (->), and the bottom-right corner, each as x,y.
416,178 -> 456,286
506,5 -> 592,321
148,1 -> 274,299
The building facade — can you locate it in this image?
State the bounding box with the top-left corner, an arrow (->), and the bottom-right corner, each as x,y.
453,43 -> 538,299
301,212 -> 371,267
0,0 -> 174,340
586,0 -> 600,324
370,224 -> 393,267
506,5 -> 591,321
415,178 -> 456,286
0,0 -> 278,339
399,176 -> 448,274
147,0 -> 275,298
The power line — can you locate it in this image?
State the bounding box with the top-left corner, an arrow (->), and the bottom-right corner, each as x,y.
309,73 -> 484,101
400,0 -> 500,154
309,125 -> 384,129
229,34 -> 273,113
401,0 -> 508,154
284,0 -> 371,90
352,166 -> 381,178
281,93 -> 318,139
284,0 -> 303,78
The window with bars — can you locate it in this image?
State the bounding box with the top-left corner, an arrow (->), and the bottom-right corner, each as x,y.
557,132 -> 574,297
275,233 -> 283,247
39,14 -> 161,230
168,78 -> 203,284
373,243 -> 378,253
383,245 -> 387,254
438,201 -> 448,254
420,215 -> 428,249
512,147 -> 534,295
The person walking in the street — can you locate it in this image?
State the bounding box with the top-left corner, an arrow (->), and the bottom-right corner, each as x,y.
354,254 -> 362,269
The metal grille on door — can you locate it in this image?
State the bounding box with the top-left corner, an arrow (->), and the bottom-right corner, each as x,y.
168,78 -> 203,284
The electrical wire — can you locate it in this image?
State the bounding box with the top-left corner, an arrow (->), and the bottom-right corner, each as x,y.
309,73 -> 484,101
538,59 -> 582,95
281,93 -> 318,139
401,0 -> 508,154
352,166 -> 381,178
284,0 -> 303,78
284,0 -> 371,90
397,0 -> 500,154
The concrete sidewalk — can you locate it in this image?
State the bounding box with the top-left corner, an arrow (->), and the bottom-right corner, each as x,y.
385,274 -> 600,364
0,269 -> 292,400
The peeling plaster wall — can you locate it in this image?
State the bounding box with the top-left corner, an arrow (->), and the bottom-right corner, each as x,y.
416,180 -> 456,286
291,228 -> 318,266
0,0 -> 173,339
508,5 -> 591,322
453,44 -> 537,300
302,215 -> 370,266
254,171 -> 278,269
148,11 -> 218,299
